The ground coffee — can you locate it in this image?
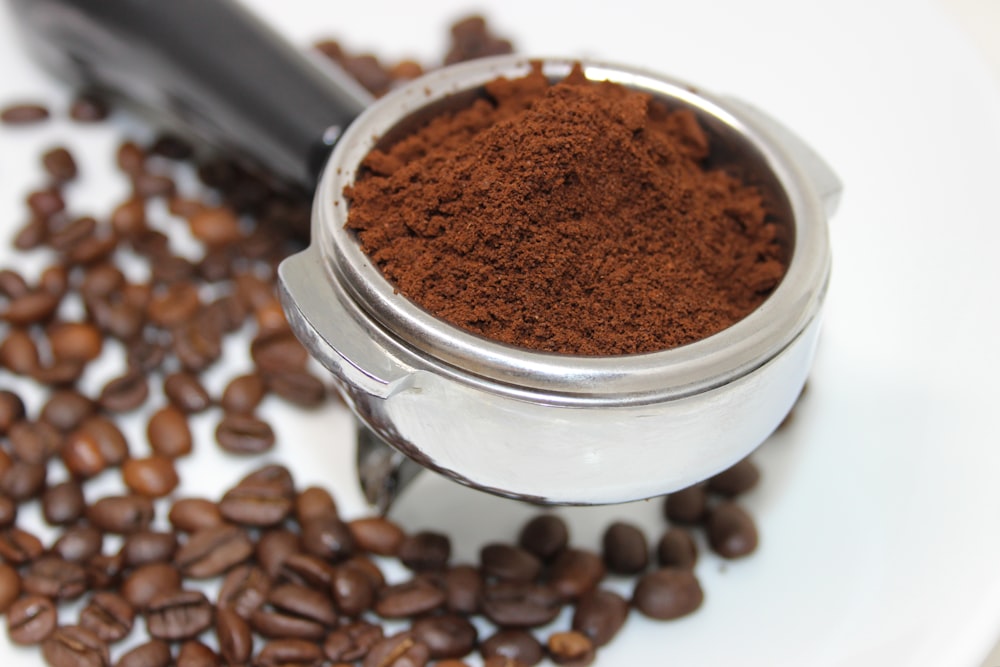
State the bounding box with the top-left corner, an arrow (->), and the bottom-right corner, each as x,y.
345,64 -> 787,355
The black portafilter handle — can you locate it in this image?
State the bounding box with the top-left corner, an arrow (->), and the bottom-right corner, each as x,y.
7,0 -> 374,192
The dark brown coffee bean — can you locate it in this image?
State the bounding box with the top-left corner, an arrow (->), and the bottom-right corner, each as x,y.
7,594 -> 57,645
0,563 -> 21,613
40,264 -> 69,295
98,371 -> 150,413
27,187 -> 65,219
547,630 -> 595,667
374,577 -> 445,619
481,581 -> 562,628
215,607 -> 253,664
121,562 -> 182,611
174,319 -> 223,371
220,373 -> 266,414
132,172 -> 176,199
41,389 -> 95,432
363,631 -> 430,667
62,430 -> 109,479
280,552 -> 335,589
657,528 -> 698,569
176,524 -> 253,578
217,564 -> 271,619
42,146 -> 79,183
49,215 -> 97,252
518,514 -> 569,561
256,528 -> 300,579
215,412 -> 275,454
706,501 -> 759,558
268,583 -> 338,627
0,390 -> 26,432
176,640 -> 220,667
14,217 -> 47,250
251,330 -> 309,371
163,371 -> 212,414
602,521 -> 649,575
4,288 -> 61,325
52,525 -> 103,563
249,607 -> 326,641
295,485 -> 338,523
121,530 -> 178,566
41,624 -> 110,667
342,554 -> 387,590
125,338 -> 165,373
264,368 -> 326,406
169,497 -> 223,533
0,459 -> 46,501
33,358 -> 85,386
108,197 -> 147,238
664,483 -> 708,524
0,269 -> 29,298
146,405 -> 192,459
66,232 -> 118,267
257,638 -> 324,666
130,229 -> 168,257
632,568 -> 704,620
1,102 -> 50,124
78,416 -> 130,467
219,480 -> 293,527
0,526 -> 44,564
122,456 -> 179,498
301,516 -> 355,562
481,543 -> 543,583
22,555 -> 87,600
147,282 -> 200,327
572,589 -> 628,648
411,613 -> 477,660
324,620 -> 383,663
9,419 -> 62,464
547,548 -> 605,601
480,629 -> 544,667
79,591 -> 134,642
330,565 -> 374,617
70,93 -> 109,122
0,495 -> 15,528
87,495 -> 155,533
85,552 -> 125,592
708,457 -> 761,497
398,531 -> 451,572
146,589 -> 214,640
116,141 -> 146,174
0,328 -> 40,374
441,564 -> 482,615
201,293 -> 247,332
116,639 -> 171,667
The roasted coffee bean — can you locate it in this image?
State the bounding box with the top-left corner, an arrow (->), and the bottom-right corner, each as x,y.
176,640 -> 220,667
52,525 -> 103,563
295,485 -> 338,523
0,269 -> 29,298
27,187 -> 65,219
268,582 -> 338,627
0,459 -> 46,501
363,631 -> 431,667
0,450 -> 10,479
215,413 -> 275,454
78,416 -> 129,467
87,495 -> 154,533
14,218 -> 47,250
41,480 -> 85,525
220,373 -> 266,414
479,629 -> 544,667
375,577 -> 446,618
7,594 -> 57,645
257,638 -> 325,666
33,358 -> 85,386
188,206 -> 243,246
707,501 -> 759,558
547,548 -> 605,601
215,607 -> 253,664
0,496 -> 15,527
301,516 -> 355,562
80,264 -> 124,298
41,388 -> 95,431
9,419 -> 62,464
572,589 -> 628,647
109,197 -> 147,237
85,552 -> 125,591
602,521 -> 649,575
518,514 -> 569,561
547,630 -> 595,666
126,338 -> 165,373
42,146 -> 79,183
115,141 -> 145,173
398,531 -> 451,571
240,463 -> 296,495
121,563 -> 182,610
201,293 -> 246,332
656,528 -> 698,569
0,390 -> 26,432
342,554 -> 386,590
411,613 -> 477,660
0,563 -> 21,613
249,607 -> 326,641
66,232 -> 117,266
251,330 -> 309,371
217,564 -> 271,619
324,620 -> 383,663
169,497 -> 223,533
39,264 -> 69,295
175,524 -> 254,578
0,526 -> 44,564
122,456 -> 179,498
41,624 -> 110,667
146,589 -> 214,640
347,517 -> 404,556
219,481 -> 293,527
163,371 -> 212,413
632,568 -> 704,620
147,282 -> 200,327
98,371 -> 150,413
146,405 -> 192,459
0,328 -> 40,374
22,555 -> 87,600
256,528 -> 301,579
47,321 -> 103,362
330,565 -> 374,617
130,229 -> 168,257
79,591 -> 134,642
664,484 -> 708,524
70,93 -> 109,122
133,172 -> 176,199
116,639 -> 171,667
1,102 -> 50,124
264,368 -> 326,406
481,543 -> 543,582
442,564 -> 482,615
481,581 -> 562,628
280,552 -> 335,589
173,320 -> 222,371
49,215 -> 97,252
62,430 -> 109,479
708,457 -> 761,497
121,530 -> 178,566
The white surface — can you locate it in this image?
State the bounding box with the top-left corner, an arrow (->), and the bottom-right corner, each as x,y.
1,1 -> 1000,666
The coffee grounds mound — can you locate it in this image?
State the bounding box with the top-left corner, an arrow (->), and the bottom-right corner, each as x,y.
345,64 -> 787,356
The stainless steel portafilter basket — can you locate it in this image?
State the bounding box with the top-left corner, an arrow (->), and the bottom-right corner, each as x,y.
279,56 -> 840,507
9,0 -> 840,509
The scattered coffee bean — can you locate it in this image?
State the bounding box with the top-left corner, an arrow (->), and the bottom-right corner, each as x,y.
398,530 -> 451,571
411,612 -> 478,660
215,607 -> 253,664
480,628 -> 545,667
349,516 -> 405,556
257,637 -> 325,666
0,390 -> 26,432
375,577 -> 446,619
41,146 -> 78,182
518,514 -> 569,562
632,568 -> 704,620
9,419 -> 62,464
7,594 -> 58,645
98,370 -> 150,412
363,631 -> 430,667
122,455 -> 180,498
116,639 -> 171,667
79,591 -> 135,642
708,457 -> 761,496
176,640 -> 221,667
163,371 -> 212,413
664,483 -> 708,524
656,528 -> 698,569
706,501 -> 759,558
0,526 -> 44,564
52,525 -> 103,563
175,524 -> 254,578
87,494 -> 155,533
217,564 -> 271,619
256,528 -> 301,579
215,412 -> 275,454
324,620 -> 383,663
481,543 -> 543,582
70,93 -> 110,122
22,555 -> 87,600
481,582 -> 562,628
300,515 -> 355,562
78,415 -> 130,467
571,589 -> 629,647
0,459 -> 46,501
547,548 -> 605,601
602,521 -> 649,575
0,563 -> 21,613
41,624 -> 110,667
145,589 -> 214,640
121,530 -> 178,566
331,564 -> 374,617
41,388 -> 95,431
146,405 -> 193,459
1,102 -> 49,124
547,630 -> 595,667
219,479 -> 293,527
121,562 -> 182,611
169,497 -> 224,533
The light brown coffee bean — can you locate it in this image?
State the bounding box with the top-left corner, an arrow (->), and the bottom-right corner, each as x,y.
547,630 -> 595,667
0,328 -> 40,375
169,497 -> 224,533
0,563 -> 21,613
47,321 -> 103,362
87,495 -> 155,534
220,373 -> 266,414
122,456 -> 179,498
7,594 -> 57,645
1,102 -> 50,124
147,405 -> 193,459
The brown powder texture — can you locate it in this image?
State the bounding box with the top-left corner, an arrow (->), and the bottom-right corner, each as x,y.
344,65 -> 786,355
